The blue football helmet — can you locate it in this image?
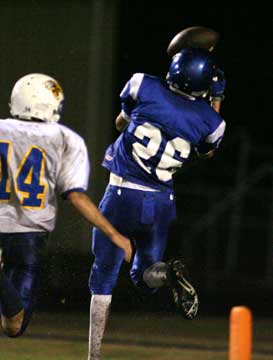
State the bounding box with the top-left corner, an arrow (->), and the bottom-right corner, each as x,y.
167,48 -> 216,97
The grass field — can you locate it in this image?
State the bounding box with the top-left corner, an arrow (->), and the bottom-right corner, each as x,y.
0,310 -> 272,359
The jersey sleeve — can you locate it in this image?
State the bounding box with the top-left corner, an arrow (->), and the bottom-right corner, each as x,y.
120,73 -> 144,120
57,130 -> 90,197
195,119 -> 226,154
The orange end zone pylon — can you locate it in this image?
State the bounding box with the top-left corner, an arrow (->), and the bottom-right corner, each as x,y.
229,306 -> 252,360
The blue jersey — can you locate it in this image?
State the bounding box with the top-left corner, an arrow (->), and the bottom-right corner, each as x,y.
103,73 -> 226,191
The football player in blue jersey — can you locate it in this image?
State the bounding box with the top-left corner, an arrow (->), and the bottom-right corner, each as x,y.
0,73 -> 132,338
87,48 -> 226,360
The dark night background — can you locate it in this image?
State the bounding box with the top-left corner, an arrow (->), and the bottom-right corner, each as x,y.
0,1 -> 272,317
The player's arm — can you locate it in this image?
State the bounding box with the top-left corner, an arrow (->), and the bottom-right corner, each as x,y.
210,99 -> 221,113
115,111 -> 129,132
67,191 -> 132,262
58,131 -> 132,262
116,73 -> 144,132
197,149 -> 215,159
195,119 -> 226,160
209,68 -> 226,114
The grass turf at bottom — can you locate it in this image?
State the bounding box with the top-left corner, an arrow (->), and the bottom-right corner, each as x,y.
0,310 -> 272,360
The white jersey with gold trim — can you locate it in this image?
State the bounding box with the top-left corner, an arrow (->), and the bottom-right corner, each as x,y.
0,118 -> 90,233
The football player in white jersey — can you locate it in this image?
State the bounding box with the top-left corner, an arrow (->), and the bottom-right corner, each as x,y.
0,73 -> 132,337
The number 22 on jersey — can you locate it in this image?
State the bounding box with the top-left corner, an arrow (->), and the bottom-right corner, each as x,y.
0,140 -> 47,208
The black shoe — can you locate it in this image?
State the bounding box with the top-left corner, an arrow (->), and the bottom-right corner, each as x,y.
167,258 -> 199,320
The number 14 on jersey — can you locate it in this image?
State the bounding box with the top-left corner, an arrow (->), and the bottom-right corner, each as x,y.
0,140 -> 47,208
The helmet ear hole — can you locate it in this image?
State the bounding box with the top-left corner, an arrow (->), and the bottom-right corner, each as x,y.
167,48 -> 215,97
10,73 -> 64,123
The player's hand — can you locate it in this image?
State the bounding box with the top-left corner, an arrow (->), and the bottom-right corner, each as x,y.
210,68 -> 226,100
111,233 -> 133,263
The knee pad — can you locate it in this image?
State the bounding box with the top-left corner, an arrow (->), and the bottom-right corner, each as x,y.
143,262 -> 169,288
130,267 -> 158,295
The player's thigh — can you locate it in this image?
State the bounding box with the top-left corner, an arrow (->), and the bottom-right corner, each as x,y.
97,185 -> 142,231
92,185 -> 142,264
90,186 -> 142,291
133,191 -> 176,268
132,228 -> 168,272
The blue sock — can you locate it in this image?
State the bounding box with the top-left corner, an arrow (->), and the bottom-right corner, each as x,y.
0,270 -> 24,318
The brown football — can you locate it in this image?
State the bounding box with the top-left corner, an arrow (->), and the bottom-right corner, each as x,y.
167,26 -> 220,57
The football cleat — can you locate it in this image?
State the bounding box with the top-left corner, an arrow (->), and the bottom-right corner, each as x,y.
167,258 -> 199,320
